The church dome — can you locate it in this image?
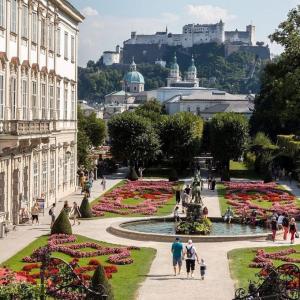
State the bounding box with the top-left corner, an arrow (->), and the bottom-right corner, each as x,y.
123,71 -> 145,84
123,58 -> 145,84
170,54 -> 179,71
188,55 -> 197,73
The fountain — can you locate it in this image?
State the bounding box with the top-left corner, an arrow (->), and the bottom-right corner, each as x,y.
176,171 -> 212,235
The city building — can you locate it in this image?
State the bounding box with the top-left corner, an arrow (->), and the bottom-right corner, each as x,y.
164,91 -> 254,120
78,100 -> 103,119
102,45 -> 121,66
0,0 -> 84,224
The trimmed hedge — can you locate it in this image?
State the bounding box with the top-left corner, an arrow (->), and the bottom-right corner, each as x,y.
51,210 -> 72,235
79,196 -> 93,218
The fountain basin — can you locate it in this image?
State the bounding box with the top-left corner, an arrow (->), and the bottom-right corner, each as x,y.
107,217 -> 272,243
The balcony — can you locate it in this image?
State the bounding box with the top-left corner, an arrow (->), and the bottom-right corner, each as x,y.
0,120 -> 54,136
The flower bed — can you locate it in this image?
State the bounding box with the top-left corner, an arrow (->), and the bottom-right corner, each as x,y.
92,180 -> 174,217
222,181 -> 300,219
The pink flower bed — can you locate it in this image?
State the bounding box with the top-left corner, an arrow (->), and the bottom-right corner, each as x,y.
250,248 -> 300,268
92,180 -> 174,216
223,181 -> 300,218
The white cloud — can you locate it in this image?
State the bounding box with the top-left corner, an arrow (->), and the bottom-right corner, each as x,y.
186,4 -> 236,23
78,12 -> 181,66
82,6 -> 99,17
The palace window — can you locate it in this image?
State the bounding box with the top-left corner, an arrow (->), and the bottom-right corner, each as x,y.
0,74 -> 4,120
41,82 -> 47,119
10,77 -> 17,119
41,18 -> 46,47
50,151 -> 55,193
70,148 -> 75,185
10,0 -> 17,33
31,12 -> 37,43
71,35 -> 75,62
56,82 -> 61,119
22,79 -> 28,120
71,85 -> 75,120
21,5 -> 28,38
196,107 -> 201,116
63,150 -> 68,185
41,152 -> 47,196
49,23 -> 54,51
0,0 -> 5,28
56,28 -> 61,55
32,80 -> 38,119
64,31 -> 68,60
49,84 -> 54,119
33,157 -> 39,198
64,83 -> 68,119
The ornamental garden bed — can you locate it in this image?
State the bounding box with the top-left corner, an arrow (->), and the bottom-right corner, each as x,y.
218,181 -> 300,219
1,234 -> 156,300
228,245 -> 300,290
91,180 -> 177,218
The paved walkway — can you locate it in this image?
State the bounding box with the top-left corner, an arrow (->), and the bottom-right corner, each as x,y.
0,174 -> 299,300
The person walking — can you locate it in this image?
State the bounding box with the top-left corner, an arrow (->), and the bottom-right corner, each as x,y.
31,202 -> 40,225
101,176 -> 106,191
200,259 -> 207,280
85,180 -> 92,198
70,202 -> 81,226
277,213 -> 284,230
211,177 -> 216,191
174,206 -> 180,222
49,203 -> 56,228
184,240 -> 199,279
289,218 -> 298,244
171,237 -> 184,276
63,201 -> 71,214
207,176 -> 212,190
271,216 -> 278,242
282,213 -> 290,240
175,189 -> 180,205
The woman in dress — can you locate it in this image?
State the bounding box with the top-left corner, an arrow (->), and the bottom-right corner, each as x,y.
289,218 -> 298,244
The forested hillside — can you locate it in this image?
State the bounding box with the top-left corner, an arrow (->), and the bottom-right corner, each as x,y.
78,48 -> 267,103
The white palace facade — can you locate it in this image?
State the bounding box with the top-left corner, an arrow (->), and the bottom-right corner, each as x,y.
0,0 -> 84,224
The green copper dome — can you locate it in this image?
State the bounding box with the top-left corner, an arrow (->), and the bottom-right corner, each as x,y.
170,54 -> 179,71
123,71 -> 145,84
188,55 -> 197,73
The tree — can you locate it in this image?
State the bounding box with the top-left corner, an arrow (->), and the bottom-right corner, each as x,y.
209,112 -> 249,180
79,196 -> 93,218
250,6 -> 300,140
108,112 -> 160,167
89,265 -> 114,300
159,112 -> 203,168
85,113 -> 106,147
51,210 -> 72,235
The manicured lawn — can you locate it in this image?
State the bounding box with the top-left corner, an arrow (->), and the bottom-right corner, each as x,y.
91,180 -> 182,218
1,235 -> 156,300
216,183 -> 227,215
228,244 -> 300,290
230,161 -> 260,180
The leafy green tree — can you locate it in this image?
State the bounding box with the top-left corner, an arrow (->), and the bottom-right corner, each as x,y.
159,112 -> 203,168
108,112 -> 160,167
89,265 -> 114,300
51,210 -> 72,235
250,6 -> 300,139
210,112 -> 249,180
85,113 -> 106,147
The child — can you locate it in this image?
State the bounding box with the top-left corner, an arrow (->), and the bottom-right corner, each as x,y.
174,206 -> 180,222
200,259 -> 206,280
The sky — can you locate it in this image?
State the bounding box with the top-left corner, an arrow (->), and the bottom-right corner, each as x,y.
71,0 -> 299,66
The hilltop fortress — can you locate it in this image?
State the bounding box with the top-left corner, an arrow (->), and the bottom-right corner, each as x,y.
103,21 -> 270,65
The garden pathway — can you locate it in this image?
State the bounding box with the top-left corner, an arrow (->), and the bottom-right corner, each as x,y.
0,168 -> 127,263
1,174 -> 300,300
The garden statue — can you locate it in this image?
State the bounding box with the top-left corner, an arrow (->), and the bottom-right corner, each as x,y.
191,172 -> 203,205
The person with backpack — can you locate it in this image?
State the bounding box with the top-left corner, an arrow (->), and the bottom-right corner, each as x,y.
282,213 -> 289,240
49,203 -> 56,228
184,240 -> 199,279
271,216 -> 278,242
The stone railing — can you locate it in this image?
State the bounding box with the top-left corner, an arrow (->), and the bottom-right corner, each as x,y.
1,120 -> 54,136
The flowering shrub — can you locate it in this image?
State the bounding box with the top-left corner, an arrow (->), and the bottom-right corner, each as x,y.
92,180 -> 174,216
223,181 -> 300,219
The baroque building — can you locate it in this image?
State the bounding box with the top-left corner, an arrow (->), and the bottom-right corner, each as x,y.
0,0 -> 84,224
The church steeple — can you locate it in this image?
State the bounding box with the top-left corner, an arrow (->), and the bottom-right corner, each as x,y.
130,57 -> 137,71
